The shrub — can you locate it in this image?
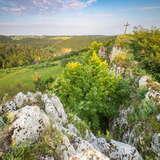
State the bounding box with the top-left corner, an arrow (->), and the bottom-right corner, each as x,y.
89,41 -> 103,52
128,99 -> 156,122
33,72 -> 54,92
52,52 -> 131,132
113,51 -> 133,68
115,27 -> 160,82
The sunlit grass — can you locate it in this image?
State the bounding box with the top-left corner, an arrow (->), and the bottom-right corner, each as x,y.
0,61 -> 63,98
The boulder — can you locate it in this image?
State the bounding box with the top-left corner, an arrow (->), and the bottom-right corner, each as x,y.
156,114 -> 160,122
145,89 -> 160,105
55,135 -> 76,160
139,76 -> 150,87
11,105 -> 50,144
1,100 -> 16,113
90,137 -> 142,160
0,92 -> 143,160
14,92 -> 28,108
42,94 -> 67,129
151,133 -> 160,157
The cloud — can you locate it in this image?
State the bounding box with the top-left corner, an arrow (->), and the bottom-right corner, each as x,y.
64,0 -> 96,9
138,6 -> 160,11
0,6 -> 26,14
121,6 -> 160,12
0,0 -> 96,14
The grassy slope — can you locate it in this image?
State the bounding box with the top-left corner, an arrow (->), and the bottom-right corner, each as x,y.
0,35 -> 114,98
0,61 -> 63,98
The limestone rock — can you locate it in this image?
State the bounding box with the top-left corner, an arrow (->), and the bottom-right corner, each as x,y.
11,105 -> 50,144
145,88 -> 160,105
98,46 -> 106,59
0,92 -> 143,160
139,76 -> 150,87
151,133 -> 160,157
39,155 -> 54,160
156,114 -> 160,122
42,94 -> 67,129
110,46 -> 123,62
90,137 -> 142,160
1,100 -> 16,113
56,135 -> 76,160
109,140 -> 142,160
14,92 -> 28,108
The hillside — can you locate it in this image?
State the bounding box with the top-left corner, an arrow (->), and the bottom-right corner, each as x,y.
0,35 -> 114,68
0,28 -> 160,160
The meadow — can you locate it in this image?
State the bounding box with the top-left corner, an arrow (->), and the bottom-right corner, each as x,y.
0,35 -> 114,99
0,61 -> 62,98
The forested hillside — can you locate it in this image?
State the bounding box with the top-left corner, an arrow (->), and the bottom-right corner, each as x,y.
0,27 -> 160,160
0,35 -> 114,68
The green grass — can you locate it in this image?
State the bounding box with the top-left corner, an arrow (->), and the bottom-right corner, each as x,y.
0,61 -> 63,98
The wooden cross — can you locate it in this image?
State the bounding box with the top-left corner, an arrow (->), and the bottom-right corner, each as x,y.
124,22 -> 129,34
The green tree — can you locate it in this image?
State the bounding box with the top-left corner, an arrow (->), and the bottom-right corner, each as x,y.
52,52 -> 130,131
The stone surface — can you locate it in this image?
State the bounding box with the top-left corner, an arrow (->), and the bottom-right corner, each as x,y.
14,92 -> 28,108
156,114 -> 160,122
1,100 -> 16,113
11,105 -> 50,144
39,155 -> 54,160
145,88 -> 160,105
42,94 -> 67,129
0,92 -> 143,160
151,133 -> 160,157
90,137 -> 142,160
139,76 -> 150,87
109,140 -> 142,160
98,46 -> 106,59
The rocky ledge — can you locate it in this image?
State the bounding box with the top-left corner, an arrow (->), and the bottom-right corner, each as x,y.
0,92 -> 142,160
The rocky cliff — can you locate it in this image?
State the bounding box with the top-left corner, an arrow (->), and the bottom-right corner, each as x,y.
0,92 -> 142,160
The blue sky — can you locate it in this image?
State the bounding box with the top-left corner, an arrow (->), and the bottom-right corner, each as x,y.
0,0 -> 160,35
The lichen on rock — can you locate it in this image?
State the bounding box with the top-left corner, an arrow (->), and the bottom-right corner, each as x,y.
0,92 -> 143,160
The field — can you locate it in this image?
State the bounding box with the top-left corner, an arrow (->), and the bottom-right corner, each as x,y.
0,35 -> 114,99
0,61 -> 63,99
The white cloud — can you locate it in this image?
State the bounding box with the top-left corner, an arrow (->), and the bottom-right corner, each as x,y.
0,0 -> 97,14
0,6 -> 26,14
138,6 -> 160,11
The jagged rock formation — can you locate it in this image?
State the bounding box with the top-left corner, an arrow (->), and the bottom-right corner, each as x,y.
110,46 -> 160,159
0,92 -> 142,160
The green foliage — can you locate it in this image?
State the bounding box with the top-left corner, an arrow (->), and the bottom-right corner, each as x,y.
113,51 -> 133,68
0,36 -> 114,69
137,86 -> 148,100
33,72 -> 55,92
0,61 -> 63,99
89,41 -> 103,52
2,144 -> 35,160
128,99 -> 156,122
1,127 -> 63,160
68,112 -> 89,137
52,52 -> 131,131
116,27 -> 160,82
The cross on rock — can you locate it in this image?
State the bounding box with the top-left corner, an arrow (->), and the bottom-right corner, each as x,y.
124,22 -> 130,34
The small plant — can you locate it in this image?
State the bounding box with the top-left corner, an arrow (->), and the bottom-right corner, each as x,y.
137,86 -> 148,100
89,41 -> 103,52
113,51 -> 133,68
128,99 -> 156,122
2,144 -> 34,160
33,72 -> 54,91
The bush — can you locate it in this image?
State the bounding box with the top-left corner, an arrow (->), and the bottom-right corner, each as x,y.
89,41 -> 103,52
113,51 -> 133,68
33,72 -> 54,92
116,27 -> 160,82
128,99 -> 156,122
52,52 -> 131,132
